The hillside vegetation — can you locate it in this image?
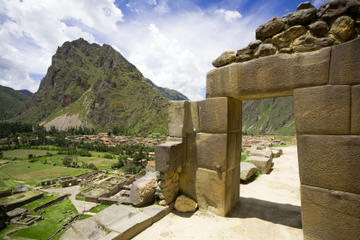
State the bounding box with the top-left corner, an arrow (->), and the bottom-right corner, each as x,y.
0,86 -> 31,120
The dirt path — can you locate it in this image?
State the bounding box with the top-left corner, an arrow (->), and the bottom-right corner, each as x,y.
45,186 -> 97,214
134,145 -> 303,240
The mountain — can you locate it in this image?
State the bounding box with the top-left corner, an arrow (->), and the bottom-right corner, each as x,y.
242,96 -> 295,136
17,89 -> 33,96
0,85 -> 30,120
17,38 -> 187,135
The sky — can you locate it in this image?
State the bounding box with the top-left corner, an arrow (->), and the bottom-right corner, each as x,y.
0,0 -> 328,100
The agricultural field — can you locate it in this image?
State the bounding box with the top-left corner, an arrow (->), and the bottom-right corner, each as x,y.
0,192 -> 78,240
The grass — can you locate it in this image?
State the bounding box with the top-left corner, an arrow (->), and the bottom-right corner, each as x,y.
75,196 -> 84,201
2,149 -> 58,160
10,198 -> 78,240
0,191 -> 41,205
21,192 -> 59,212
78,214 -> 92,220
89,204 -> 109,213
241,153 -> 249,162
0,160 -> 90,185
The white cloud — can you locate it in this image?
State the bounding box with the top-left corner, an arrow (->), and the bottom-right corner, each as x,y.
215,9 -> 242,22
0,0 -> 268,100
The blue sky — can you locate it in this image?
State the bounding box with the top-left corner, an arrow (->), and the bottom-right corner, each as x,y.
0,0 -> 327,100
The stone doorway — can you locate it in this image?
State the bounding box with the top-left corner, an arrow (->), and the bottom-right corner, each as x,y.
156,38 -> 360,240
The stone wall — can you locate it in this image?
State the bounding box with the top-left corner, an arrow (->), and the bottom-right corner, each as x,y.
154,1 -> 360,238
212,0 -> 360,68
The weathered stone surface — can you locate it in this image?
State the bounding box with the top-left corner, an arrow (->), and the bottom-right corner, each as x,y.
61,218 -> 105,240
174,195 -> 198,212
309,20 -> 329,37
250,149 -> 273,158
291,34 -> 334,52
235,54 -> 252,62
179,134 -> 197,199
317,0 -> 360,21
159,171 -> 179,204
196,168 -> 226,216
206,47 -> 330,99
198,97 -> 242,133
225,166 -> 240,214
240,162 -> 258,181
189,101 -> 199,132
352,85 -> 360,134
236,47 -> 253,56
256,17 -> 285,40
130,172 -> 157,207
272,25 -> 307,48
287,7 -> 317,26
294,85 -> 351,134
330,16 -> 355,42
298,135 -> 360,194
212,51 -> 236,67
155,141 -> 184,173
168,101 -> 190,138
270,149 -> 283,158
278,47 -> 292,53
297,1 -> 315,11
248,39 -> 262,49
246,156 -> 272,174
330,38 -> 360,85
254,43 -> 276,58
196,133 -> 227,172
301,185 -> 360,240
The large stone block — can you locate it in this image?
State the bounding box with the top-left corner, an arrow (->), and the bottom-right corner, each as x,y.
196,133 -> 241,172
301,185 -> 360,240
298,135 -> 360,194
155,141 -> 184,173
352,85 -> 360,134
246,156 -> 273,174
195,168 -> 226,216
225,166 -> 240,214
330,38 -> 360,85
294,85 -> 351,134
198,97 -> 241,133
206,47 -> 330,99
168,101 -> 191,138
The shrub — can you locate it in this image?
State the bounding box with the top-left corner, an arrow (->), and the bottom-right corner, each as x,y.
104,154 -> 113,159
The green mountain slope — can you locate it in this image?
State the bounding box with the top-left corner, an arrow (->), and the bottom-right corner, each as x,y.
0,85 -> 30,120
242,96 -> 295,135
17,38 -> 187,135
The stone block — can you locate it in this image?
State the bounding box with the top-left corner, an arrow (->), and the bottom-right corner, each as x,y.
130,172 -> 157,207
189,101 -> 200,132
330,38 -> 360,85
246,156 -> 272,174
352,85 -> 360,134
294,85 -> 351,135
198,97 -> 241,133
155,141 -> 184,173
249,149 -> 273,158
301,185 -> 360,240
168,101 -> 191,137
240,162 -> 258,181
195,168 -> 226,216
206,47 -> 330,99
196,133 -> 241,172
298,135 -> 360,194
179,134 -> 197,199
225,166 -> 240,215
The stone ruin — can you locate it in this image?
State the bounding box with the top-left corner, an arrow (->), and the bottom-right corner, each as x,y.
155,1 -> 360,239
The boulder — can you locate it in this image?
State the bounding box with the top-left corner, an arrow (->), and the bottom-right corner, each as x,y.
130,172 -> 157,207
254,43 -> 277,57
235,54 -> 252,62
250,149 -> 273,158
296,1 -> 316,11
240,162 -> 258,181
309,20 -> 329,37
279,47 -> 293,53
291,34 -> 334,52
330,16 -> 356,42
287,7 -> 317,26
317,0 -> 360,22
235,47 -> 253,62
248,40 -> 262,49
212,51 -> 236,67
174,195 -> 198,213
272,25 -> 307,48
247,156 -> 273,174
256,17 -> 285,40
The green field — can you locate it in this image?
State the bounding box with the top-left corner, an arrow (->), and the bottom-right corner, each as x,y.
3,149 -> 58,159
0,191 -> 41,205
5,198 -> 78,240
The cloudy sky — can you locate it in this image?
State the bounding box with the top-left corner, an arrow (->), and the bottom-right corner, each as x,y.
0,0 -> 327,100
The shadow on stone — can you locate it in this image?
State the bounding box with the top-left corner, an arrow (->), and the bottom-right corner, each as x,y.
171,210 -> 196,218
228,197 -> 302,229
